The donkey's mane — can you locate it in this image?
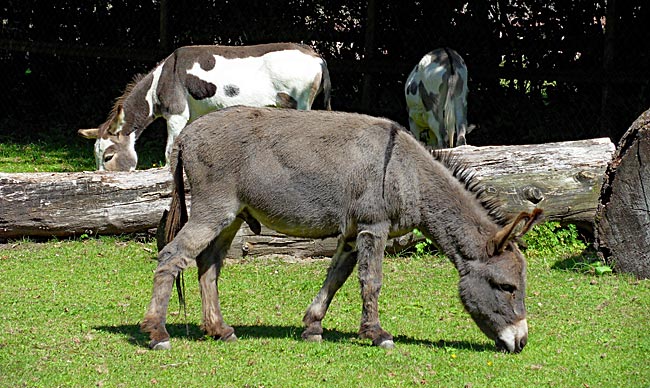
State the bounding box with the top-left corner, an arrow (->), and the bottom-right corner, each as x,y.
98,73 -> 147,136
431,150 -> 508,226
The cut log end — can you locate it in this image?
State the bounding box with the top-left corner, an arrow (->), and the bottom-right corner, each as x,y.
595,108 -> 650,279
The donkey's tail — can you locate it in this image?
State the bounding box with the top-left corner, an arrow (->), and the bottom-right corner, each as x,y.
320,59 -> 332,111
164,148 -> 188,245
162,146 -> 189,332
443,73 -> 459,148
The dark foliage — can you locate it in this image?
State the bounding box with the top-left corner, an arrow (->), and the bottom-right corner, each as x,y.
1,0 -> 648,148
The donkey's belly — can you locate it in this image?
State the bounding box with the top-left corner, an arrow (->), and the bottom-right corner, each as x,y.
244,206 -> 341,239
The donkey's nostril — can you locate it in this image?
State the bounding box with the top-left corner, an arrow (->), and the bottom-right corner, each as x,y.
516,334 -> 528,353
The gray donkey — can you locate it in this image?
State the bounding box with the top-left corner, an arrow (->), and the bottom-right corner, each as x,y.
141,106 -> 543,353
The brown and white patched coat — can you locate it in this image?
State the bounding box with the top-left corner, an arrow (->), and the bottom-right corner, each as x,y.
79,43 -> 331,171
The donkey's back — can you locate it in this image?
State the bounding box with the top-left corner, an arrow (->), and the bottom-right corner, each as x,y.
173,106 -> 422,239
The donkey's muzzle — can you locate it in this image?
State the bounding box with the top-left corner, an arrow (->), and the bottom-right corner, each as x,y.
496,318 -> 528,353
496,333 -> 527,353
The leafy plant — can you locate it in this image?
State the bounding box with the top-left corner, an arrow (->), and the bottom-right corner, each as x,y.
522,222 -> 587,260
586,261 -> 613,276
412,229 -> 434,256
521,222 -> 614,276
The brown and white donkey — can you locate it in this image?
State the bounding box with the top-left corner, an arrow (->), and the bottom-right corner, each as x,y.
79,43 -> 331,170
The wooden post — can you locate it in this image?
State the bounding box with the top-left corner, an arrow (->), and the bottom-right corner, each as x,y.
601,0 -> 616,139
159,0 -> 170,53
361,0 -> 377,112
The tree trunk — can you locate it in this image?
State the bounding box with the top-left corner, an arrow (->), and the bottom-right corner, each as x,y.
360,0 -> 377,113
595,108 -> 650,279
1,138 -> 614,258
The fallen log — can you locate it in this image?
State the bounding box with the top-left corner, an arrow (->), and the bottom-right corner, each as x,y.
0,168 -> 171,239
0,138 -> 615,258
595,108 -> 650,279
441,137 -> 615,233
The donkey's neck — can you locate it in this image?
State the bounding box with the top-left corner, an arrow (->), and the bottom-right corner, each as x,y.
121,73 -> 156,137
417,162 -> 498,272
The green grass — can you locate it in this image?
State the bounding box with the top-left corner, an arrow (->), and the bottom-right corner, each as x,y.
0,128 -> 166,172
1,234 -> 648,387
0,140 -> 95,172
1,142 -> 647,386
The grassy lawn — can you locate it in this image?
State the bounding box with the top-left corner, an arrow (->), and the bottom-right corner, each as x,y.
0,140 -> 95,172
0,234 -> 648,387
1,137 -> 648,386
0,129 -> 166,173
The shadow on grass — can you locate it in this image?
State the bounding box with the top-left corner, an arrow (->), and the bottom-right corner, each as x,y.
95,323 -> 204,348
552,254 -> 589,271
395,336 -> 494,352
551,250 -> 610,275
95,323 -> 493,352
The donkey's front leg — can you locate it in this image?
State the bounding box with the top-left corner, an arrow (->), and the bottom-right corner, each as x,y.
302,236 -> 357,342
356,224 -> 393,349
164,112 -> 189,165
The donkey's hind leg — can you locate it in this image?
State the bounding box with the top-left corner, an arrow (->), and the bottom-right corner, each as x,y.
356,223 -> 393,349
302,236 -> 358,342
141,214 -> 236,350
196,219 -> 243,342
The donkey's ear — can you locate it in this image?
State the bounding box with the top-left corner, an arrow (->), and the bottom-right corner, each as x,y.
109,105 -> 125,135
487,209 -> 544,256
515,208 -> 544,238
78,128 -> 99,139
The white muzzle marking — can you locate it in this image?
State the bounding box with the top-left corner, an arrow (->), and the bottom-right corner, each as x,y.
497,318 -> 528,353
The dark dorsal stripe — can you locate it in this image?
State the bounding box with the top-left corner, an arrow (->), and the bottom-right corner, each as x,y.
177,43 -> 320,63
382,124 -> 401,199
431,150 -> 507,226
443,47 -> 456,75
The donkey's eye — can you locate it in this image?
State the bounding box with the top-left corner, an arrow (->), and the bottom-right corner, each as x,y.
491,280 -> 516,293
104,153 -> 115,163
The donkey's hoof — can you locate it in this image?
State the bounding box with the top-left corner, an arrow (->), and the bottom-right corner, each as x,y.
150,340 -> 171,350
303,334 -> 323,342
222,333 -> 238,343
378,339 -> 395,350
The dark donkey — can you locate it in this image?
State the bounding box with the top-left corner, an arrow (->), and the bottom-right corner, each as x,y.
142,106 -> 543,353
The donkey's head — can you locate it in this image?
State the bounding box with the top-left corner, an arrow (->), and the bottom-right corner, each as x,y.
457,209 -> 543,353
79,74 -> 152,171
78,127 -> 137,171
